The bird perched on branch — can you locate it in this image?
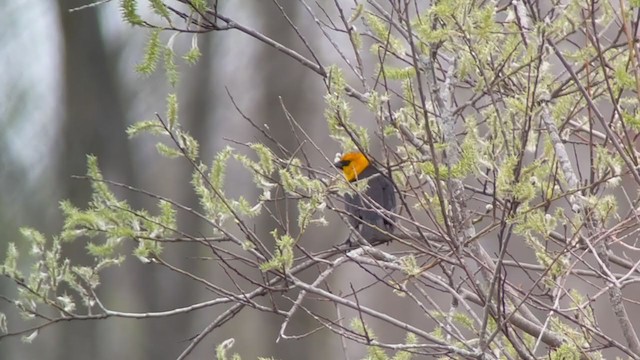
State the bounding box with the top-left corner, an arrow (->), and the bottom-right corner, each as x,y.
334,152 -> 397,245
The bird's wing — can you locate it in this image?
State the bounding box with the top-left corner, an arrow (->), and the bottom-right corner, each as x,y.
343,172 -> 396,235
362,174 -> 396,220
343,192 -> 363,229
377,174 -> 397,226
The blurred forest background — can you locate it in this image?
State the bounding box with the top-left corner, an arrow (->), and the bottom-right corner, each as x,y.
0,0 -> 345,359
3,0 -> 640,359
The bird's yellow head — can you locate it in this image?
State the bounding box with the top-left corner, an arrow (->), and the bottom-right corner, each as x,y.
334,152 -> 370,182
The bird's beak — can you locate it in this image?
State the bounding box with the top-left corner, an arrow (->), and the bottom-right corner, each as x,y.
334,160 -> 349,169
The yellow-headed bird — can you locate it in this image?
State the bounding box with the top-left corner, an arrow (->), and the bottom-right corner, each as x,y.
334,152 -> 397,245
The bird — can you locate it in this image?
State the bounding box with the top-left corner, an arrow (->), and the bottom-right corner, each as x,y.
333,152 -> 397,245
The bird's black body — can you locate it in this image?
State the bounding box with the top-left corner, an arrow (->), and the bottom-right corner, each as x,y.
342,165 -> 396,245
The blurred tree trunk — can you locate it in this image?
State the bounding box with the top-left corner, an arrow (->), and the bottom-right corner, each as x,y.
56,1 -> 138,359
249,3 -> 327,359
162,31 -> 218,352
57,5 -> 135,200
